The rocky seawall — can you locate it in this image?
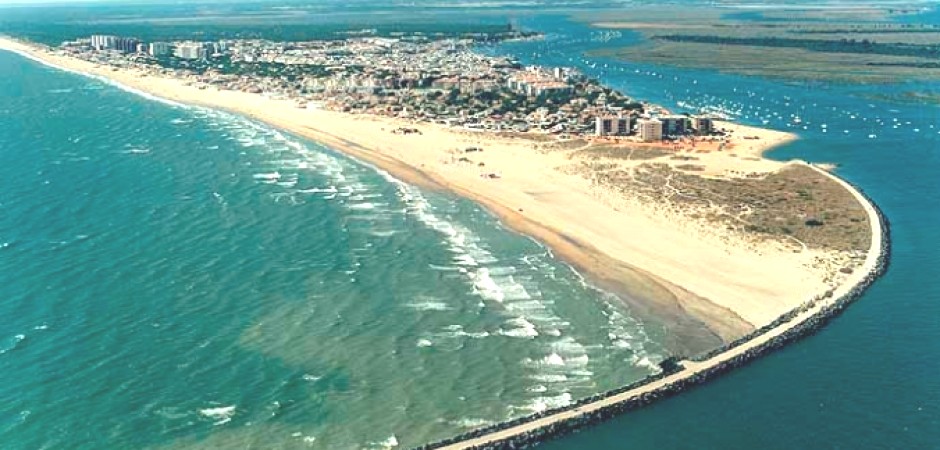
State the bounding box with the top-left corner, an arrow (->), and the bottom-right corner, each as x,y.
416,173 -> 889,450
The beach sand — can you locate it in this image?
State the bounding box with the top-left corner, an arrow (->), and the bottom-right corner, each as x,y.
0,37 -> 855,356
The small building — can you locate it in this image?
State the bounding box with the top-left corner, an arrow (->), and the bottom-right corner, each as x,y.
637,118 -> 663,142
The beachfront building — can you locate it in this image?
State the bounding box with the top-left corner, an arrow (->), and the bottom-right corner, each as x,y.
659,115 -> 690,137
692,117 -> 714,135
638,118 -> 663,142
148,42 -> 173,57
115,38 -> 140,54
89,35 -> 139,54
64,31 -> 639,137
174,42 -> 207,60
90,35 -> 117,51
594,115 -> 631,136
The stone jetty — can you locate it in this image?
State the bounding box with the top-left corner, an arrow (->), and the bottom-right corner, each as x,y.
415,163 -> 889,450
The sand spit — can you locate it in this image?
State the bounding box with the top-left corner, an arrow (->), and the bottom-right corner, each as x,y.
0,36 -> 888,449
0,37 -> 868,355
418,166 -> 887,450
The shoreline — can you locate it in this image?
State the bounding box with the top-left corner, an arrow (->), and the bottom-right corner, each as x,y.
415,165 -> 891,450
0,36 -> 888,449
1,35 -> 878,357
0,37 -> 780,351
417,166 -> 888,450
288,123 -> 747,350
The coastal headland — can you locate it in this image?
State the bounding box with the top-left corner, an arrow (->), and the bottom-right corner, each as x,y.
0,34 -> 885,448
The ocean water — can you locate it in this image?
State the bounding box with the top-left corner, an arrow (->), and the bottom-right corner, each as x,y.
0,51 -> 666,449
489,13 -> 940,450
2,4 -> 940,449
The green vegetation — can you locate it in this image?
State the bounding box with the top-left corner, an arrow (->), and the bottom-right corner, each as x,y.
655,35 -> 940,59
861,90 -> 940,106
795,26 -> 940,35
151,54 -> 333,81
572,145 -> 668,161
0,3 -> 534,47
590,41 -> 940,84
582,5 -> 940,84
2,22 -> 535,47
582,161 -> 871,252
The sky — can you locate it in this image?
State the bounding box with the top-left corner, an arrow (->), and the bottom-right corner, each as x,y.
0,0 -> 108,4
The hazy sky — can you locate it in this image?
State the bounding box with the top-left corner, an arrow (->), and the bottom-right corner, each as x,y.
0,0 -> 105,4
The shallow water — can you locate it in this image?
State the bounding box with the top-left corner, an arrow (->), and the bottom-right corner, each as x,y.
1,4 -> 939,449
492,12 -> 940,450
0,50 -> 663,449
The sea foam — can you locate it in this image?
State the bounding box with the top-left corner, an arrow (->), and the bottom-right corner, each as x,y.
0,334 -> 25,355
6,46 -> 190,110
199,405 -> 236,425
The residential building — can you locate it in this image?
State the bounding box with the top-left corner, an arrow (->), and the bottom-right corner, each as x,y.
638,118 -> 663,142
659,115 -> 689,137
148,42 -> 172,57
174,42 -> 207,60
595,115 -> 631,136
617,115 -> 633,135
90,35 -> 117,51
114,37 -> 140,54
692,117 -> 714,135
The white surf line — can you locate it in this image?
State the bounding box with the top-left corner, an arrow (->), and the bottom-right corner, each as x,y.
0,37 -> 189,110
429,160 -> 886,450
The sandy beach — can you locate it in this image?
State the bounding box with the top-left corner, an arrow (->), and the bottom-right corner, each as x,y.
0,36 -> 864,355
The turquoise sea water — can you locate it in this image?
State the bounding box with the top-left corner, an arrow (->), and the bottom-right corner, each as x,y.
1,4 -> 939,449
0,51 -> 665,449
490,14 -> 940,450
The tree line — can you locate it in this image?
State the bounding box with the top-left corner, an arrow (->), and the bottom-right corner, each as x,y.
654,34 -> 940,59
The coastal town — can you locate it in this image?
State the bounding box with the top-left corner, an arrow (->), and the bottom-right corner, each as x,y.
15,30 -> 876,336
0,9 -> 888,450
59,32 -> 718,143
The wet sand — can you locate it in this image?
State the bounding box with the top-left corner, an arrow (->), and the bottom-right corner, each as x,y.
0,37 -> 853,355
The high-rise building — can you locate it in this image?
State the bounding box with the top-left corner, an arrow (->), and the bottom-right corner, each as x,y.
114,37 -> 140,54
174,42 -> 207,60
691,117 -> 714,135
617,116 -> 632,135
638,118 -> 663,142
595,116 -> 612,136
209,41 -> 229,56
90,35 -> 139,53
659,115 -> 690,137
595,115 -> 631,136
148,42 -> 172,57
90,35 -> 117,51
